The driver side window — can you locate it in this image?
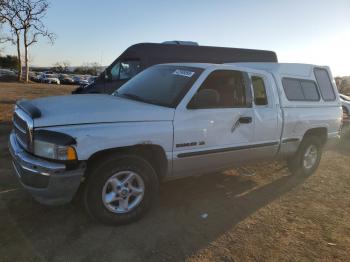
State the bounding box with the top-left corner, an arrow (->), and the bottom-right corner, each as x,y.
189,70 -> 247,109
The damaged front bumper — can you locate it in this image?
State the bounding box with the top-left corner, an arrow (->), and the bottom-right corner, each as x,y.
8,132 -> 86,205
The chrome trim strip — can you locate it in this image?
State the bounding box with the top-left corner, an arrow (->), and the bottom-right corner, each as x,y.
12,161 -> 21,178
282,138 -> 300,143
177,141 -> 279,158
21,165 -> 51,176
13,120 -> 26,133
14,106 -> 34,151
13,131 -> 28,150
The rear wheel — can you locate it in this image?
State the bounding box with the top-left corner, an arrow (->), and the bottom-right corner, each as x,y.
287,136 -> 323,176
84,154 -> 159,225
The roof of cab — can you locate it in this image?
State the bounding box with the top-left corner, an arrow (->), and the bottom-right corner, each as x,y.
161,62 -> 329,79
225,62 -> 328,78
158,62 -> 218,69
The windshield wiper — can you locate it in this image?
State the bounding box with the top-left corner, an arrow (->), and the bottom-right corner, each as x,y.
116,92 -> 169,107
118,92 -> 148,104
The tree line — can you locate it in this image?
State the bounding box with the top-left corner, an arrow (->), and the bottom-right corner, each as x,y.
0,54 -> 18,69
52,61 -> 101,75
335,76 -> 350,95
0,0 -> 54,82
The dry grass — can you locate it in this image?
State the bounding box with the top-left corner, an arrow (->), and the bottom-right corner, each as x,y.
187,151 -> 350,261
0,81 -> 349,261
0,82 -> 76,122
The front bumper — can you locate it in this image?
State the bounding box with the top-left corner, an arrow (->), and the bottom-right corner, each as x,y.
9,132 -> 86,205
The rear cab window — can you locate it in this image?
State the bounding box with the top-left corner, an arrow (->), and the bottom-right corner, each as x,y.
252,76 -> 268,105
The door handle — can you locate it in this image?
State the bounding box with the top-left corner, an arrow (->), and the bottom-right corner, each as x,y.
231,116 -> 252,133
238,116 -> 252,124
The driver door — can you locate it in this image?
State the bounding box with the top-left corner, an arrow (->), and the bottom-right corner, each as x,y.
172,69 -> 255,177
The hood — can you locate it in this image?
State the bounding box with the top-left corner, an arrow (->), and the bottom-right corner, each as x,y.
30,94 -> 175,127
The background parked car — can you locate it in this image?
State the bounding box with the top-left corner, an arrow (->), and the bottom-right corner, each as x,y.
59,74 -> 75,85
33,73 -> 44,82
0,68 -> 16,77
340,94 -> 350,129
79,79 -> 89,87
73,75 -> 82,84
41,74 -> 60,84
0,68 -> 17,81
29,72 -> 37,81
88,76 -> 98,84
73,42 -> 278,94
72,75 -> 90,87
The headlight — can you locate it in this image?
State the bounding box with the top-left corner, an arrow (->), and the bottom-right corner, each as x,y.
34,140 -> 77,160
33,130 -> 77,161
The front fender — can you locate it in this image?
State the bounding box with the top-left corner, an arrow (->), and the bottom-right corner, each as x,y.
37,122 -> 174,161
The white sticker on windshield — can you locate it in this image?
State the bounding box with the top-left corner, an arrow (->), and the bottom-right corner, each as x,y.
173,69 -> 195,78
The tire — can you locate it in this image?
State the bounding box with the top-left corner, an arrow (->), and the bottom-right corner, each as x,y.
84,154 -> 159,225
287,136 -> 323,176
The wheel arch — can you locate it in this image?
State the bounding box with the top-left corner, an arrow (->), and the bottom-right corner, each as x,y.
86,144 -> 169,181
301,127 -> 328,145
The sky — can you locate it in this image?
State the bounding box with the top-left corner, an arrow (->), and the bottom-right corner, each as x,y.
1,0 -> 350,76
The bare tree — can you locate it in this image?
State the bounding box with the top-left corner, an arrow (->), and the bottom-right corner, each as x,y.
52,60 -> 70,73
74,62 -> 101,76
0,0 -> 24,81
16,0 -> 55,82
0,24 -> 8,54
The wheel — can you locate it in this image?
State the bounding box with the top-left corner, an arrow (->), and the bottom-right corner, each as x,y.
84,154 -> 159,225
287,136 -> 323,176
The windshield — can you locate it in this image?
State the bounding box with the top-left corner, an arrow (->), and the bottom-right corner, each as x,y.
113,65 -> 203,107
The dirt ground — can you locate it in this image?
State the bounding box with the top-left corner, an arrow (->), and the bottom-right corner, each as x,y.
0,82 -> 350,262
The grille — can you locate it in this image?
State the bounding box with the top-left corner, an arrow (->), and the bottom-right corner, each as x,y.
13,111 -> 31,151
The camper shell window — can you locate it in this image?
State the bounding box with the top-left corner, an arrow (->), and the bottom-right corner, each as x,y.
314,68 -> 336,101
282,78 -> 320,101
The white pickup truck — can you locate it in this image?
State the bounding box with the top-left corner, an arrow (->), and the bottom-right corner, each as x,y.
9,62 -> 342,225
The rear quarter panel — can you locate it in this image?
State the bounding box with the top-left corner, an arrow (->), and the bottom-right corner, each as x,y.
281,106 -> 342,140
274,66 -> 342,156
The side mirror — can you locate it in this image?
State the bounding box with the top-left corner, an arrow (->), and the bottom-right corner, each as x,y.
188,89 -> 220,109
